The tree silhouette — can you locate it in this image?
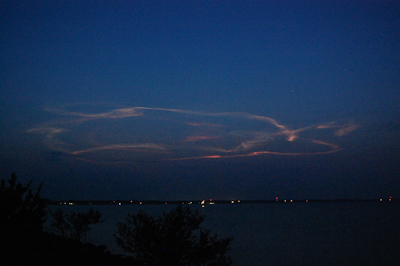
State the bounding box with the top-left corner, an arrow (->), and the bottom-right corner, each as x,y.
0,173 -> 46,231
115,205 -> 233,266
49,208 -> 103,241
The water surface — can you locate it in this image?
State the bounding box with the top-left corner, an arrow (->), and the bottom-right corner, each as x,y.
47,201 -> 400,266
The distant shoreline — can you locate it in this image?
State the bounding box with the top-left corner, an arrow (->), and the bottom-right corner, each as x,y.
46,198 -> 397,206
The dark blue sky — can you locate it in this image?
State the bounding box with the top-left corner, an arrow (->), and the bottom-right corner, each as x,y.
1,1 -> 399,200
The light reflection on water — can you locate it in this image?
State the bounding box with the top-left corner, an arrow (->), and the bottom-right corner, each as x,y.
46,201 -> 400,266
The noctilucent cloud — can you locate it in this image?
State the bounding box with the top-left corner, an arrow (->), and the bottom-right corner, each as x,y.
1,1 -> 399,200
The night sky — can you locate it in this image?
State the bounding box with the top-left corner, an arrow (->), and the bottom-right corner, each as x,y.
1,1 -> 399,201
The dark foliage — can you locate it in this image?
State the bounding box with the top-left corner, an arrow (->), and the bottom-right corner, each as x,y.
1,225 -> 135,266
0,173 -> 46,231
0,174 -> 132,265
49,208 -> 103,241
115,205 -> 233,266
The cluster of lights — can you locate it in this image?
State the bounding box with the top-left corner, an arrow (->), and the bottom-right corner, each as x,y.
59,202 -> 75,205
278,197 -> 307,203
282,199 -> 306,203
199,199 -> 217,207
380,197 -> 392,202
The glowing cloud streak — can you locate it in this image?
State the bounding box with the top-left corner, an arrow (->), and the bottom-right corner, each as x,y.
27,105 -> 358,163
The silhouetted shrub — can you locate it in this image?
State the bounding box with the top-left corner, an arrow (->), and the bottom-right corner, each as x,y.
115,205 -> 233,266
0,173 -> 46,231
49,208 -> 103,241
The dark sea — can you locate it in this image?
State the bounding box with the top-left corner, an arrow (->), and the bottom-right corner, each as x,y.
46,201 -> 400,266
